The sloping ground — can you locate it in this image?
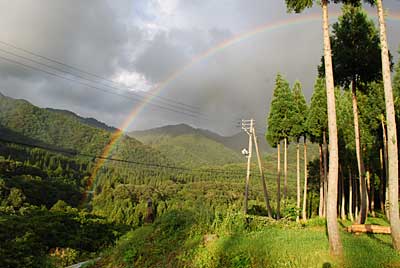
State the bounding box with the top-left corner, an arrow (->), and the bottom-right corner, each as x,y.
0,93 -> 169,165
94,213 -> 400,268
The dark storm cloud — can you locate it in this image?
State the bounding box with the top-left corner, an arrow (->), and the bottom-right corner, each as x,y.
0,0 -> 399,135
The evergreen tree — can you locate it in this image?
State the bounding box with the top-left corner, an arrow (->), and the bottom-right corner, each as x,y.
290,81 -> 308,221
266,73 -> 293,219
319,4 -> 383,223
306,78 -> 328,218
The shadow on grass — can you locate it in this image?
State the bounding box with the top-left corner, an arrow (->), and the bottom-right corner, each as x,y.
104,209 -> 201,268
342,231 -> 400,268
366,233 -> 393,248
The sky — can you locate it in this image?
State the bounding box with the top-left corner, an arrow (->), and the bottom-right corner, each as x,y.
0,0 -> 399,136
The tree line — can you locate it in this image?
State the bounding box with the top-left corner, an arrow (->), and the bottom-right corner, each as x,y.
269,0 -> 400,256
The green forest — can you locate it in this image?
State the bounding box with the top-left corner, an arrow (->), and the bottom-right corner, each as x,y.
2,1 -> 400,268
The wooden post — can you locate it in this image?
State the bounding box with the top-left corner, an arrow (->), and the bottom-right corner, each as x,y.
145,198 -> 154,223
253,129 -> 273,217
244,119 -> 253,214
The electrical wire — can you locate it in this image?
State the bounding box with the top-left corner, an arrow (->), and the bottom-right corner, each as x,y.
0,54 -> 203,119
0,40 -> 201,111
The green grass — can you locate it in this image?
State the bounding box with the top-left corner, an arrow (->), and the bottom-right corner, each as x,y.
98,213 -> 400,268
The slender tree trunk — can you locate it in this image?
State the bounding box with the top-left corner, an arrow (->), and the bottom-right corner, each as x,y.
355,177 -> 359,222
277,142 -> 281,220
322,1 -> 343,257
323,130 -> 328,217
297,141 -> 301,222
351,82 -> 367,224
370,167 -> 376,217
379,148 -> 386,213
319,144 -> 325,217
376,0 -> 400,250
349,166 -> 354,222
302,137 -> 308,220
340,164 -> 346,220
366,168 -> 370,214
284,137 -> 288,205
381,116 -> 390,219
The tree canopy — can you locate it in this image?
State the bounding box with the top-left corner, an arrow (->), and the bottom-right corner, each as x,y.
266,74 -> 294,147
319,5 -> 382,89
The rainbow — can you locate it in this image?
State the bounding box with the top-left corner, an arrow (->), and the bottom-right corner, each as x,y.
84,9 -> 400,195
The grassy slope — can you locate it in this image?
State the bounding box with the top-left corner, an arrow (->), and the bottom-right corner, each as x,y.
96,213 -> 400,268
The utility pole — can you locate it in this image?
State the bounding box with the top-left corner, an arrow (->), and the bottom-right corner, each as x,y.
242,119 -> 253,215
241,119 -> 272,217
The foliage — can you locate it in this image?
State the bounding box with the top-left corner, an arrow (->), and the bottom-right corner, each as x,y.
266,73 -> 294,147
0,206 -> 121,268
319,4 -> 383,89
306,78 -> 328,143
290,80 -> 308,141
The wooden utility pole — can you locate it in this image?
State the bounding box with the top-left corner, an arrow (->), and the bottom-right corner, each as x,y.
243,119 -> 253,214
242,119 -> 272,217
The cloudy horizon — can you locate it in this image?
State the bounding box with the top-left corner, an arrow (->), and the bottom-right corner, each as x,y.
0,0 -> 399,136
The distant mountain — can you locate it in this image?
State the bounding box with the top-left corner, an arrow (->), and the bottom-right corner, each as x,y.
131,123 -> 272,154
46,108 -> 118,133
130,124 -> 271,167
0,93 -> 169,165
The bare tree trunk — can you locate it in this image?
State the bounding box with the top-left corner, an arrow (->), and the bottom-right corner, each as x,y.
297,141 -> 301,222
349,166 -> 354,222
284,137 -> 288,206
355,178 -> 359,222
381,116 -> 390,219
351,83 -> 367,224
376,0 -> 400,251
302,137 -> 308,220
379,148 -> 385,212
322,0 -> 343,257
370,168 -> 376,217
340,164 -> 346,220
277,142 -> 281,220
323,130 -> 328,217
319,144 -> 325,217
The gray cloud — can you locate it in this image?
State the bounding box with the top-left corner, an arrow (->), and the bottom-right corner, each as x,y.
0,0 -> 399,136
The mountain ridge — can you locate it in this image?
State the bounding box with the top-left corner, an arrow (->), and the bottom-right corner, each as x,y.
131,123 -> 272,154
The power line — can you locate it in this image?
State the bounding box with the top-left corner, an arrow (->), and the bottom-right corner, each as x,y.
0,136 -> 284,178
0,137 -> 251,177
0,54 -> 203,119
0,40 -> 201,111
0,47 -> 201,116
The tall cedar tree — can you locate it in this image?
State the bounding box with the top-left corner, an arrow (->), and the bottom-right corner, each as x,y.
266,73 -> 294,219
306,78 -> 328,218
319,5 -> 382,224
340,0 -> 400,250
285,0 -> 343,257
290,81 -> 308,221
372,0 -> 400,251
357,82 -> 386,218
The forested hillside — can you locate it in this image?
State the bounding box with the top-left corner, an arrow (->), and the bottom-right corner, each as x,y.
0,94 -> 169,165
130,124 -> 244,166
